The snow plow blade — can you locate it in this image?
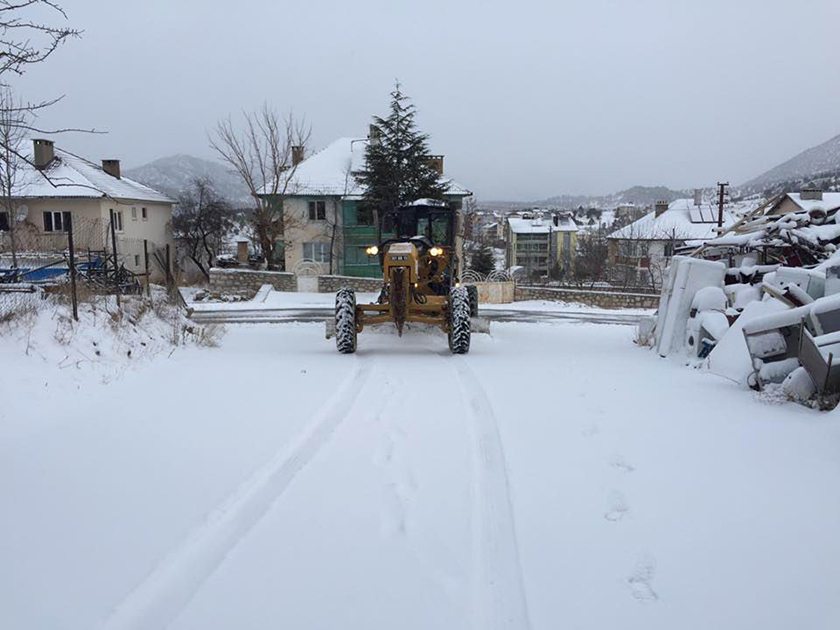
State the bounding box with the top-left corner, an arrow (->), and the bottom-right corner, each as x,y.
471,316 -> 490,334
326,316 -> 489,339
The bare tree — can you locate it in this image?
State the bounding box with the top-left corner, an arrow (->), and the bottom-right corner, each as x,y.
0,3 -> 99,202
209,105 -> 311,269
572,227 -> 609,287
0,87 -> 29,266
173,178 -> 234,281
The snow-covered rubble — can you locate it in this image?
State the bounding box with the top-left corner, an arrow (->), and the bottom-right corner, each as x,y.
649,253 -> 840,409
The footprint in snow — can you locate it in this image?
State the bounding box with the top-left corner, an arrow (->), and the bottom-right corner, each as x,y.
380,482 -> 408,537
373,433 -> 395,467
610,453 -> 635,473
581,424 -> 600,438
604,490 -> 629,522
627,555 -> 659,604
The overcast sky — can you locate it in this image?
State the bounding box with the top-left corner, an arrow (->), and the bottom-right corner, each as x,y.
14,0 -> 840,200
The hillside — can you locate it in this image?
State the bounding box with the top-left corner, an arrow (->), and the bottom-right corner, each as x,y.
124,155 -> 252,206
541,185 -> 684,209
742,133 -> 840,191
482,185 -> 685,211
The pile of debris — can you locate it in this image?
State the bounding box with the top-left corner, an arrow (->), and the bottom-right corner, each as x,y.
643,255 -> 840,410
698,191 -> 840,268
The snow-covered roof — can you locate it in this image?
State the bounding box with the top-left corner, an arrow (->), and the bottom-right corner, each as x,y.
15,148 -> 175,203
259,137 -> 471,198
609,198 -> 737,241
508,214 -> 578,234
778,192 -> 840,214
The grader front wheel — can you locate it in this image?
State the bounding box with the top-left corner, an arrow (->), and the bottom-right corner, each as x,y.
448,286 -> 471,354
335,287 -> 357,354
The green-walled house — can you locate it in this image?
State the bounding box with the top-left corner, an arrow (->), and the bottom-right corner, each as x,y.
258,135 -> 471,277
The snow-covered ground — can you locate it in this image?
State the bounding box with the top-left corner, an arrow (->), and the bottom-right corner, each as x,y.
2,317 -> 839,629
185,288 -> 653,318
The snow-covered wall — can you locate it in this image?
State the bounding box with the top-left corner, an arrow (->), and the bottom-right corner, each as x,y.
515,285 -> 659,309
209,268 -> 296,294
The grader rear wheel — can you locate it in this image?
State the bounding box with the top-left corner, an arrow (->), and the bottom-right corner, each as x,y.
448,286 -> 471,354
466,284 -> 479,317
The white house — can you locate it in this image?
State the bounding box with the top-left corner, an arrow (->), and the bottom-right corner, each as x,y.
607,198 -> 738,279
2,139 -> 176,280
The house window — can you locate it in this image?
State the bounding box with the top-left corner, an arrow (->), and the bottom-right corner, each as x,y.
134,254 -> 140,266
0,211 -> 8,231
308,200 -> 326,221
141,207 -> 148,220
43,211 -> 71,232
303,242 -> 330,262
356,205 -> 373,226
110,209 -> 124,231
131,207 -> 137,221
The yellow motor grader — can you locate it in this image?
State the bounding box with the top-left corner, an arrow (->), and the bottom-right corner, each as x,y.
325,199 -> 487,354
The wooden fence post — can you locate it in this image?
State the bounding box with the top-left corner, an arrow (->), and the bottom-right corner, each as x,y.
67,214 -> 78,321
143,239 -> 150,297
109,209 -> 120,308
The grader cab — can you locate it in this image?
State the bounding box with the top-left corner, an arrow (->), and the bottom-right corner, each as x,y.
326,199 -> 485,354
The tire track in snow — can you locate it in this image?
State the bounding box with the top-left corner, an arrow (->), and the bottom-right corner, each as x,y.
99,358 -> 374,630
450,357 -> 531,630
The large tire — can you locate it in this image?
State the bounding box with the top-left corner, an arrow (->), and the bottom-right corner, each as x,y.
466,284 -> 479,317
335,287 -> 357,354
448,286 -> 471,354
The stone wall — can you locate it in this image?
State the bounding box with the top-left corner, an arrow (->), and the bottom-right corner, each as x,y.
515,285 -> 659,309
318,274 -> 383,293
550,284 -> 659,295
208,267 -> 296,294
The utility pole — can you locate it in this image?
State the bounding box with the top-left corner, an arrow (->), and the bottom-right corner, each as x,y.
717,182 -> 729,229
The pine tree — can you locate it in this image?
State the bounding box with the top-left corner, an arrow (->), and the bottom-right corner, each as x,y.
470,242 -> 496,276
360,83 -> 446,227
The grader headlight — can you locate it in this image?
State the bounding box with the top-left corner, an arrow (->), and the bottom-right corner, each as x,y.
429,246 -> 443,257
365,245 -> 379,256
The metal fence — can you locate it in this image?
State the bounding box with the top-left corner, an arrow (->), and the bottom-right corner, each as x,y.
0,213 -> 178,320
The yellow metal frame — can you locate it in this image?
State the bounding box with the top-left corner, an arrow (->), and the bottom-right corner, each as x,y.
355,241 -> 455,335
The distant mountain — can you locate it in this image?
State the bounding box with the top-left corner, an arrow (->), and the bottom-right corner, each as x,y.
741,133 -> 840,192
124,154 -> 252,206
540,185 -> 685,209
482,185 -> 685,212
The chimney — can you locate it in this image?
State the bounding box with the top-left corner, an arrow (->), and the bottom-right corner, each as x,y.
553,214 -> 559,227
654,200 -> 669,218
369,124 -> 381,147
33,138 -> 55,169
693,189 -> 702,206
423,155 -> 444,175
291,145 -> 305,167
102,159 -> 121,179
801,188 -> 823,201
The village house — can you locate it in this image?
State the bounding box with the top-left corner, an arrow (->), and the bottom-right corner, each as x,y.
2,139 -> 176,280
258,133 -> 471,277
607,193 -> 737,284
765,189 -> 840,216
504,210 -> 578,278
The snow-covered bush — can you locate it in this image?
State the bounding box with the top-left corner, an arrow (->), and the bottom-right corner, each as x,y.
0,288 -> 225,374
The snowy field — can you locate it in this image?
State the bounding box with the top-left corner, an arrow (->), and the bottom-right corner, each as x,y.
2,318 -> 840,629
